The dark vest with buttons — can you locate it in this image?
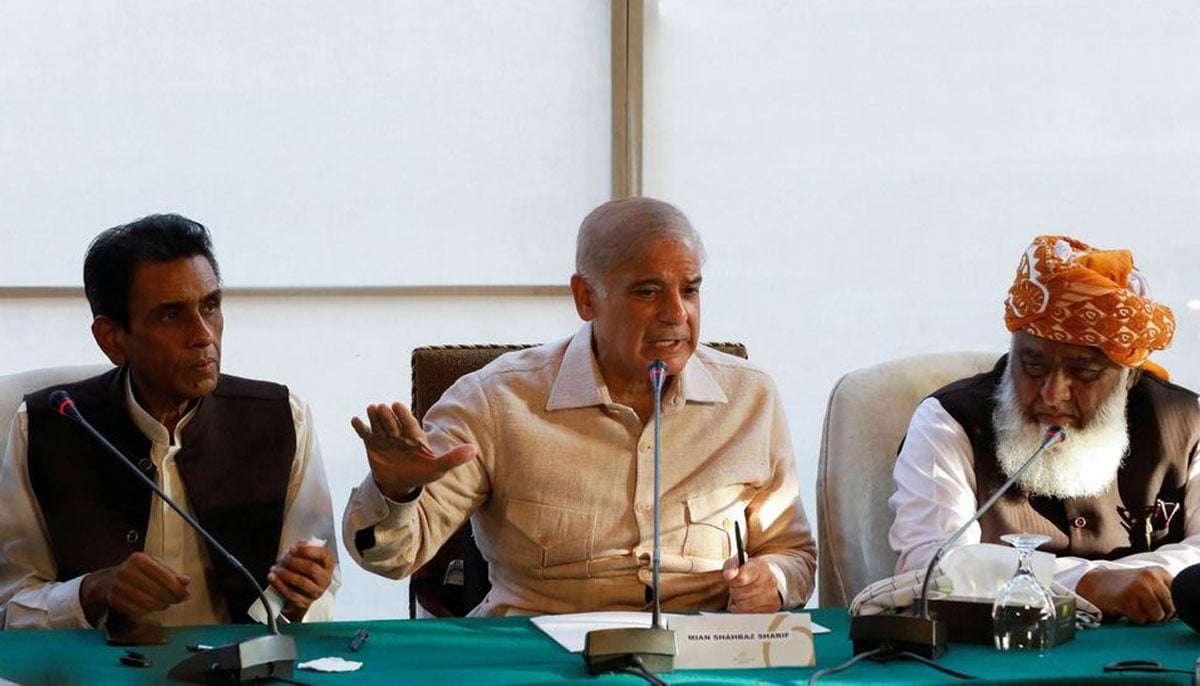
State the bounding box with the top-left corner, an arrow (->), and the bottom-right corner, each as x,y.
25,367 -> 296,623
931,356 -> 1200,558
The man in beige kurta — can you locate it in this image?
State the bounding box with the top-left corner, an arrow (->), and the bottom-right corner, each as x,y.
343,197 -> 816,616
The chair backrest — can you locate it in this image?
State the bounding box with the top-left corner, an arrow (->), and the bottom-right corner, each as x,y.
816,351 -> 999,608
0,364 -> 113,457
407,341 -> 749,617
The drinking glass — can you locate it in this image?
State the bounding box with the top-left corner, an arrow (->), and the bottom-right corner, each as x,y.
992,533 -> 1056,652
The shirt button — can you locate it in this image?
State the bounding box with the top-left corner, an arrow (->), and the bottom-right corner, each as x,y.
1072,516 -> 1088,528
126,530 -> 140,544
638,568 -> 652,582
137,458 -> 154,472
639,444 -> 650,453
637,502 -> 652,512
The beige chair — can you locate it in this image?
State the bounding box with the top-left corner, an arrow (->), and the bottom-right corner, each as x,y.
0,364 -> 113,456
816,351 -> 999,608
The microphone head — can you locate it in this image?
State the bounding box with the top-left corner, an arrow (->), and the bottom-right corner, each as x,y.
48,390 -> 74,416
1173,563 -> 1200,633
1043,425 -> 1067,446
648,359 -> 667,391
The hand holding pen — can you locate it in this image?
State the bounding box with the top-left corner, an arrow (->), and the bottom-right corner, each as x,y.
722,520 -> 783,613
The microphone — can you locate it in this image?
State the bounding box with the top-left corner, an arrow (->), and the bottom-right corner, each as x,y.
583,359 -> 676,676
1171,563 -> 1200,633
850,424 -> 1066,658
49,390 -> 298,684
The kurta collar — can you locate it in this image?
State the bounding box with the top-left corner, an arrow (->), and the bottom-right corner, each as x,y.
545,323 -> 728,411
124,366 -> 199,446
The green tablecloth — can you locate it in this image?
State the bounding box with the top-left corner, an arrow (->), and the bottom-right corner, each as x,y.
0,608 -> 1196,685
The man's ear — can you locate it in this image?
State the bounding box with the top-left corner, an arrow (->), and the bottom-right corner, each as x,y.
91,316 -> 128,366
570,273 -> 597,322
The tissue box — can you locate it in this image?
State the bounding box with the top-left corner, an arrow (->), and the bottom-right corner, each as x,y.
927,594 -> 1076,646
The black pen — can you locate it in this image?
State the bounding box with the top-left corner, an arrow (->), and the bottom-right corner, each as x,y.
349,628 -> 369,652
734,521 -> 746,566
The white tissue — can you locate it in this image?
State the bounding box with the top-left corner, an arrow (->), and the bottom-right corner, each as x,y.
941,542 -> 1055,598
298,657 -> 363,673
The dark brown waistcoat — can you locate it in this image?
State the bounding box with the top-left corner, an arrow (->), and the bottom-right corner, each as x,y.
932,356 -> 1200,559
25,367 -> 295,623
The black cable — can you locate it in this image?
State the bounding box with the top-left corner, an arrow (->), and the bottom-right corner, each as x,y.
617,656 -> 669,686
807,645 -> 979,685
807,646 -> 886,685
879,650 -> 977,680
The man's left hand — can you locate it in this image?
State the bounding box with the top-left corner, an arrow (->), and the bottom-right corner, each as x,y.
1076,567 -> 1174,624
722,556 -> 782,613
269,541 -> 334,622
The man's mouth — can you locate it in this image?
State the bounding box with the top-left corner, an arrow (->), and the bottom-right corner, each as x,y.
1034,412 -> 1075,427
649,339 -> 684,352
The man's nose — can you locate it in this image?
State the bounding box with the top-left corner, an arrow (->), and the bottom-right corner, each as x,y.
658,291 -> 688,324
1040,368 -> 1072,406
187,310 -> 216,346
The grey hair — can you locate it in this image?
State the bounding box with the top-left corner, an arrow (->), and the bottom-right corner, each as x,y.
575,197 -> 706,295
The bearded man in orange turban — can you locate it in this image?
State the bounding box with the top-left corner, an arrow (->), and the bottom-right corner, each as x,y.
890,235 -> 1199,624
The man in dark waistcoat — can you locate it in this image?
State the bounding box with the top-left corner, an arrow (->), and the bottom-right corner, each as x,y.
0,214 -> 339,629
890,235 -> 1200,624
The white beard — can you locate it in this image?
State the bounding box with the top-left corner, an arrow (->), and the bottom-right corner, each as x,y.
991,363 -> 1130,499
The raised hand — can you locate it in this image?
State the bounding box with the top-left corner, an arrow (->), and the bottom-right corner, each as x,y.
351,402 -> 477,500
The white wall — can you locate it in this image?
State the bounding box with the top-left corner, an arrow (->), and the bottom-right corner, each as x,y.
0,1 -> 611,287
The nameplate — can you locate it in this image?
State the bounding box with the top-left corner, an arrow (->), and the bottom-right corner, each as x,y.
669,612 -> 815,669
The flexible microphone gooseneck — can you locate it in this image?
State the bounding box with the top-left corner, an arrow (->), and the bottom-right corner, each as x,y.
583,359 -> 676,676
50,389 -> 297,684
648,358 -> 667,631
915,424 -> 1067,619
849,424 -> 1066,659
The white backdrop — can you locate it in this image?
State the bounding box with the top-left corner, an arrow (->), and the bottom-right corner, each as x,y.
3,1 -> 1200,618
0,1 -> 611,287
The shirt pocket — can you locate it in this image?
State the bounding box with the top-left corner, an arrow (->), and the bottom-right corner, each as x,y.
683,485 -> 756,561
504,497 -> 595,578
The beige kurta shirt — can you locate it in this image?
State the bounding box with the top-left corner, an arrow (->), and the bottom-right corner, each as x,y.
343,324 -> 816,616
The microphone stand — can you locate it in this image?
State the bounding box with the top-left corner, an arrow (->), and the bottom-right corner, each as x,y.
583,361 -> 676,676
850,425 -> 1066,658
51,391 -> 298,684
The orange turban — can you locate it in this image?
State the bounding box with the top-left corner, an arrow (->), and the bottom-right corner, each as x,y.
1004,236 -> 1175,376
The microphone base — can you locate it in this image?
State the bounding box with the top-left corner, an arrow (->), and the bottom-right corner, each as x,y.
583,626 -> 676,675
167,634 -> 298,684
849,612 -> 946,659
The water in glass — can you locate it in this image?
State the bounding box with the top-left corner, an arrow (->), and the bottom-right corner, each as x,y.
992,533 -> 1056,652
